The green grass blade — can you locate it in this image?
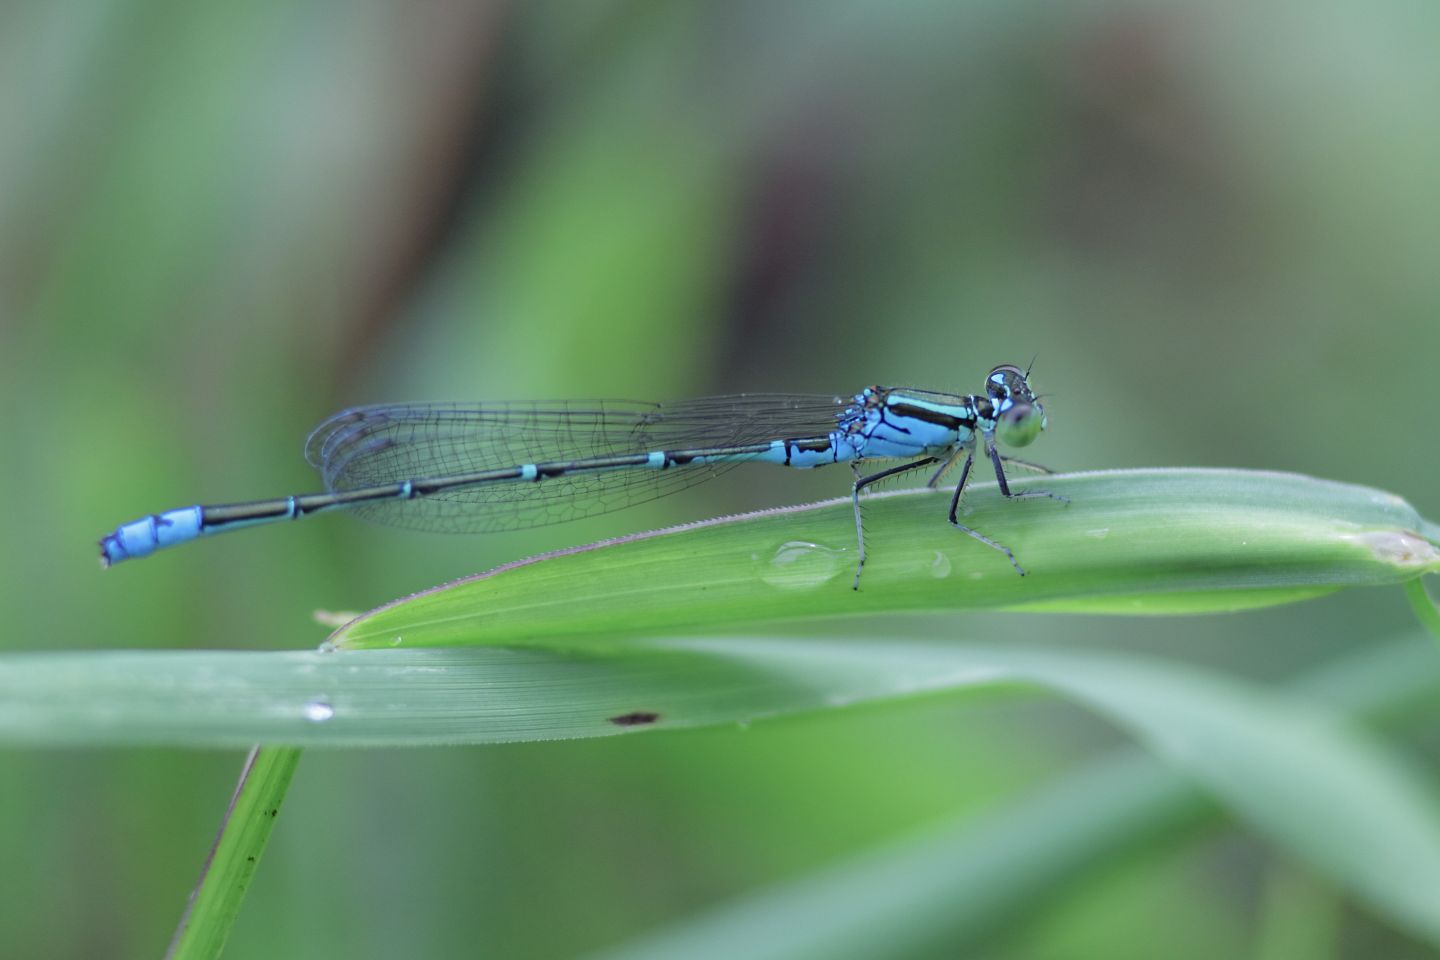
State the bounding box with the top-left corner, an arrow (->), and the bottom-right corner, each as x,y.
7,636 -> 1440,943
589,751 -> 1199,960
328,469 -> 1440,649
166,747 -> 301,960
976,646 -> 1440,944
1,633 -> 1436,751
6,637 -> 1439,945
587,637 -> 1440,959
0,643 -> 967,747
1405,577 -> 1440,645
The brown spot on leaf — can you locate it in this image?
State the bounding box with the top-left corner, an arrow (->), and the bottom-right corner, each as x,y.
608,711 -> 660,727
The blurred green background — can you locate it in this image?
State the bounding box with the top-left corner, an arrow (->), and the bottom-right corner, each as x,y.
3,1 -> 1440,957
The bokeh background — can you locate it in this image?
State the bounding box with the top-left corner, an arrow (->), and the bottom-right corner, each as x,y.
4,1 -> 1439,957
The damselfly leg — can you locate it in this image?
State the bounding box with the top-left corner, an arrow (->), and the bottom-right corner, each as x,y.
851,456 -> 939,589
985,442 -> 1069,506
997,455 -> 1054,474
849,438 -> 1069,588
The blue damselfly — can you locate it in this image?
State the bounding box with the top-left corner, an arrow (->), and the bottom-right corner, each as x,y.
99,364 -> 1064,588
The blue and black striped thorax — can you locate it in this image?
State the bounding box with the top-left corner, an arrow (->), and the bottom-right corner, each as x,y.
832,386 -> 979,460
832,364 -> 1043,460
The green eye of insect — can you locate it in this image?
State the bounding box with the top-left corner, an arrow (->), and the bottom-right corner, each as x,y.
999,403 -> 1043,447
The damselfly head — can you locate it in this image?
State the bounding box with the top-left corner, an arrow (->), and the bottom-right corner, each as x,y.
988,363 -> 1047,447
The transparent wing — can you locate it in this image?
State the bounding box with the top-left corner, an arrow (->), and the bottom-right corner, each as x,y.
303,394 -> 850,533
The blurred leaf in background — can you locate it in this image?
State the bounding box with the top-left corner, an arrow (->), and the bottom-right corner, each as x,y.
3,0 -> 1439,957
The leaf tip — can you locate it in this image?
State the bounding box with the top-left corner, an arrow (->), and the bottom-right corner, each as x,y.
1348,531 -> 1440,571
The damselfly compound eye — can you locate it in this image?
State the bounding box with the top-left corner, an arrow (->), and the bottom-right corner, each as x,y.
999,403 -> 1043,447
986,363 -> 1036,406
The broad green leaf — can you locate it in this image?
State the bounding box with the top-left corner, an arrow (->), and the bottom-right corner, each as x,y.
329,469 -> 1440,649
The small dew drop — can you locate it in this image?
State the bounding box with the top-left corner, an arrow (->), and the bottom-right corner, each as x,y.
316,640 -> 338,654
758,540 -> 844,590
302,699 -> 335,723
929,550 -> 952,579
390,635 -> 403,647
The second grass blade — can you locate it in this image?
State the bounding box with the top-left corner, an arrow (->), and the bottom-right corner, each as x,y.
332,468 -> 1440,649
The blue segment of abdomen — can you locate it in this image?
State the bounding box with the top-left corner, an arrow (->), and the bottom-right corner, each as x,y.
786,432 -> 861,467
747,435 -> 862,468
99,507 -> 204,566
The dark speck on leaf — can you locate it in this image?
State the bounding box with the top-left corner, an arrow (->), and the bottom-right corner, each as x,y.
609,711 -> 660,727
